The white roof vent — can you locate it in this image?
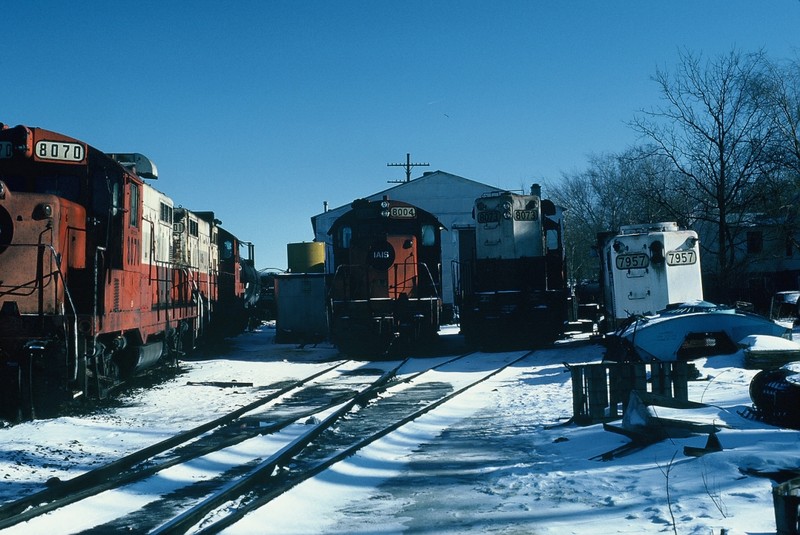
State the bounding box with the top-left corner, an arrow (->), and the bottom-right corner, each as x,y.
107,153 -> 159,180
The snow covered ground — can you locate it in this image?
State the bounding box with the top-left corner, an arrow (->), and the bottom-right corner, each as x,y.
1,324 -> 798,534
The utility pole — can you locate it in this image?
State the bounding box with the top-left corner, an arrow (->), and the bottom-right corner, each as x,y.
387,153 -> 429,183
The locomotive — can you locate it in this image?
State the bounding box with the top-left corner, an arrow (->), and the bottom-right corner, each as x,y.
328,197 -> 444,356
598,222 -> 703,330
0,123 -> 259,420
458,185 -> 570,348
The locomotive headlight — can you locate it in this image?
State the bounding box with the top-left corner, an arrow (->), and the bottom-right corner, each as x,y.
380,200 -> 389,209
33,203 -> 53,220
381,209 -> 390,218
649,240 -> 665,264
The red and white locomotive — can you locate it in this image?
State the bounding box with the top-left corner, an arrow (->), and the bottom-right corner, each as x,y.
0,123 -> 259,420
328,197 -> 444,356
459,185 -> 570,348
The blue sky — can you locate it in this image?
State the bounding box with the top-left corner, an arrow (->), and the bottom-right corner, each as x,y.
4,1 -> 799,270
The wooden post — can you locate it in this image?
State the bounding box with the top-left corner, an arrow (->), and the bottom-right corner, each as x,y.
570,366 -> 585,422
672,361 -> 689,401
588,365 -> 609,421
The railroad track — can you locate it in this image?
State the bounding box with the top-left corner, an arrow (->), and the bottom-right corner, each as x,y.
0,350 -> 532,534
0,360 -> 362,526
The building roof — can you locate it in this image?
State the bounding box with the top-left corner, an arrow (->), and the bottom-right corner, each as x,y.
311,170 -> 501,235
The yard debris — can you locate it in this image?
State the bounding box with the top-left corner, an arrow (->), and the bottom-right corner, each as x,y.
749,362 -> 800,429
683,431 -> 723,457
592,390 -> 727,461
186,381 -> 254,388
741,335 -> 800,370
611,301 -> 791,362
568,360 -> 690,425
621,390 -> 726,437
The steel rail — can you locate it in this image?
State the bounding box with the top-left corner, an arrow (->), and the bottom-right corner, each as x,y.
190,351 -> 532,534
0,360 -> 348,528
151,358 -> 411,534
0,352 -> 477,531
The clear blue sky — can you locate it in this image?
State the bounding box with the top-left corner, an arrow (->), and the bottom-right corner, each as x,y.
4,1 -> 799,270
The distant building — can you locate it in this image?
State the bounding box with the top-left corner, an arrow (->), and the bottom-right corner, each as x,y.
310,170 -> 505,322
695,211 -> 800,311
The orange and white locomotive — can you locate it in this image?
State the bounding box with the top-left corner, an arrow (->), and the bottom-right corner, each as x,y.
328,197 -> 444,356
0,124 -> 258,420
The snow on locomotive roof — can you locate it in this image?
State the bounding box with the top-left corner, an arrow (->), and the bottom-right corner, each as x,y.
618,221 -> 679,234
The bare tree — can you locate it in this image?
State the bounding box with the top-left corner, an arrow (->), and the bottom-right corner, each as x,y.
759,55 -> 800,256
619,146 -> 695,227
545,150 -> 681,282
632,49 -> 776,298
546,154 -> 630,283
764,54 -> 800,175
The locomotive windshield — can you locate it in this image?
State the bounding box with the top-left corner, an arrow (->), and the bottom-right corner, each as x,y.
421,224 -> 436,246
221,239 -> 234,260
0,172 -> 82,202
339,226 -> 352,248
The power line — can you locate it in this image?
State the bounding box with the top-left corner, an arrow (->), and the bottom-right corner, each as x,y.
387,153 -> 429,183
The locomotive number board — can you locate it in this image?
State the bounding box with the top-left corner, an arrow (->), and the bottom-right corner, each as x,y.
477,210 -> 500,223
34,140 -> 86,163
615,253 -> 649,270
390,206 -> 416,218
0,142 -> 11,159
513,209 -> 537,221
666,250 -> 697,266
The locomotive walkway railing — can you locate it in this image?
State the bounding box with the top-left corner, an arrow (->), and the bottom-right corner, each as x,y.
330,260 -> 440,302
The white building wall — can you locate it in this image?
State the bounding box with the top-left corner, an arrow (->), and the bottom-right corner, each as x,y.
311,171 -> 504,315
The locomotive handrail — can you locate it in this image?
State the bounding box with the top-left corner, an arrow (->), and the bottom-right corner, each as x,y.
0,242 -> 78,314
146,217 -> 156,285
93,246 -> 105,396
44,243 -> 80,386
417,261 -> 441,300
329,261 -> 440,302
0,243 -> 65,299
329,264 -> 360,301
0,242 -> 81,387
451,258 -> 473,303
390,258 -> 418,297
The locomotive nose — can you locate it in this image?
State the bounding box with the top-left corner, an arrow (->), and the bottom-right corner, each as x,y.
368,240 -> 396,270
0,206 -> 14,254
